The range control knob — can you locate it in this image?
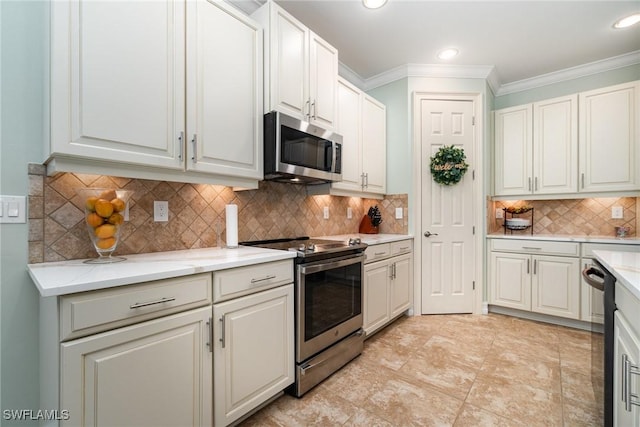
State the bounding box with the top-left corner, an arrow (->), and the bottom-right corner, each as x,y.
307,243 -> 315,251
348,238 -> 362,246
298,244 -> 307,251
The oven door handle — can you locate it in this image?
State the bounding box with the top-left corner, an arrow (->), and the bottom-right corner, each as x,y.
582,266 -> 605,292
299,254 -> 364,275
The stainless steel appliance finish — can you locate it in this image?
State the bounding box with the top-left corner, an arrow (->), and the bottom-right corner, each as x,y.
583,261 -> 616,427
241,236 -> 366,397
263,111 -> 343,185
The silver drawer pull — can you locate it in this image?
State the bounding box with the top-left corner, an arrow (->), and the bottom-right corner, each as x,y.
623,354 -> 640,411
250,275 -> 276,284
522,246 -> 542,250
399,247 -> 409,251
374,252 -> 387,256
129,297 -> 176,309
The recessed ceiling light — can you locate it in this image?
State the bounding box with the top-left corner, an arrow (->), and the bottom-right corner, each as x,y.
437,48 -> 459,60
363,0 -> 387,9
613,13 -> 640,29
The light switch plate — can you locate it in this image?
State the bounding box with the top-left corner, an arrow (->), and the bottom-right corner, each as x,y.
611,206 -> 623,219
0,195 -> 26,223
323,206 -> 330,219
395,207 -> 403,219
347,207 -> 352,219
495,209 -> 504,219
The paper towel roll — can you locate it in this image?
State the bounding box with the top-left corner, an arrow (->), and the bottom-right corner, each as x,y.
225,204 -> 238,248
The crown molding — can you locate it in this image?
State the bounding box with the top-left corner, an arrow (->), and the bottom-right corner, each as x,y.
339,50 -> 640,95
494,50 -> 640,96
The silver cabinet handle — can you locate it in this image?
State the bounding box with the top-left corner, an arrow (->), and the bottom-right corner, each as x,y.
424,231 -> 439,237
522,247 -> 542,250
191,134 -> 198,162
250,275 -> 276,284
581,173 -> 585,189
129,297 -> 175,309
311,100 -> 316,120
206,318 -> 213,353
533,259 -> 537,275
219,316 -> 226,349
374,252 -> 387,256
365,173 -> 369,188
389,264 -> 394,279
527,259 -> 530,274
305,99 -> 311,119
534,177 -> 538,191
178,131 -> 184,161
360,173 -> 366,190
623,354 -> 640,411
528,177 -> 532,191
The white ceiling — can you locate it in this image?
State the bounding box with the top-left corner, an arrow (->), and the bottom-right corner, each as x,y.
232,0 -> 640,93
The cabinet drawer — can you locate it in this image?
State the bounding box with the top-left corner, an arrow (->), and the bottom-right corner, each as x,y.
60,273 -> 212,341
581,243 -> 640,258
390,240 -> 413,256
213,259 -> 293,303
364,243 -> 391,263
490,239 -> 579,256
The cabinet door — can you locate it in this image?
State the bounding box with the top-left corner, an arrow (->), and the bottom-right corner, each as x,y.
533,95 -> 578,194
493,104 -> 533,196
489,252 -> 530,311
268,5 -> 308,120
531,255 -> 580,319
390,254 -> 412,319
50,0 -> 184,169
309,33 -> 338,130
614,311 -> 640,427
61,306 -> 212,427
186,0 -> 263,179
579,81 -> 640,192
213,284 -> 294,427
364,261 -> 391,335
361,94 -> 387,194
332,77 -> 363,192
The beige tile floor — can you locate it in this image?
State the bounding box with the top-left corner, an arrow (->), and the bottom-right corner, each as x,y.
240,313 -> 603,427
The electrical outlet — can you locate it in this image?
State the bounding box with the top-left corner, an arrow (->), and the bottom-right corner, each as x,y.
495,209 -> 504,219
347,207 -> 353,219
323,206 -> 330,219
611,206 -> 623,219
154,201 -> 169,222
395,207 -> 403,219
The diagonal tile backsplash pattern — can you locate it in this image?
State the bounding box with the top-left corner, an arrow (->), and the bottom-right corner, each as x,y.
28,167 -> 408,263
490,197 -> 637,236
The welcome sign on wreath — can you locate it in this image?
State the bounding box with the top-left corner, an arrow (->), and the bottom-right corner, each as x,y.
430,145 -> 469,185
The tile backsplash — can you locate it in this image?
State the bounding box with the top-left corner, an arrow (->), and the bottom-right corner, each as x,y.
489,197 -> 638,237
28,166 -> 408,263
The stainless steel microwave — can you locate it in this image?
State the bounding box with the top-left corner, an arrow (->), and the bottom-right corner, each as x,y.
264,111 -> 342,185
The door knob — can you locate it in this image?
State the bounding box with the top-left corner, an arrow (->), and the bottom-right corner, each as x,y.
424,231 -> 438,237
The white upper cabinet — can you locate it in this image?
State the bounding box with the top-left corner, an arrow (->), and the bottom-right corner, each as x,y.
50,0 -> 185,169
50,0 -> 263,187
533,95 -> 578,194
254,1 -> 338,130
579,81 -> 639,193
331,77 -> 387,197
186,0 -> 263,180
494,95 -> 577,196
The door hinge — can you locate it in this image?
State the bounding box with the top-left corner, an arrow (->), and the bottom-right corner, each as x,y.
473,281 -> 475,290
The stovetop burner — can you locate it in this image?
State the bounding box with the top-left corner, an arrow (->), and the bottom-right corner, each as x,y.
240,236 -> 367,261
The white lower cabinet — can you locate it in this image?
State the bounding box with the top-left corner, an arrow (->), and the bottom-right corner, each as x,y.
363,241 -> 412,336
61,306 -> 213,427
213,283 -> 294,426
614,311 -> 640,427
489,239 -> 580,320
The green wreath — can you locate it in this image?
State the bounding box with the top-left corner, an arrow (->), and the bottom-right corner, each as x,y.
430,145 -> 469,185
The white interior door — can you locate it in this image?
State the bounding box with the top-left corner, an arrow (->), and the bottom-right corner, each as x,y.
420,99 -> 475,314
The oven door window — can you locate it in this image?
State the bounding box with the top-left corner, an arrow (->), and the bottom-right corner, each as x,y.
281,126 -> 333,171
304,263 -> 362,341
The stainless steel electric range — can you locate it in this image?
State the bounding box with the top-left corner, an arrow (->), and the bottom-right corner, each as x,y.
241,236 -> 367,396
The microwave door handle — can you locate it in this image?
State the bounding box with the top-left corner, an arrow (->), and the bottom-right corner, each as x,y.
325,141 -> 333,171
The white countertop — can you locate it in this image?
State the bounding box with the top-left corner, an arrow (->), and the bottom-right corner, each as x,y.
315,233 -> 414,245
487,234 -> 640,245
28,246 -> 296,297
593,250 -> 640,301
